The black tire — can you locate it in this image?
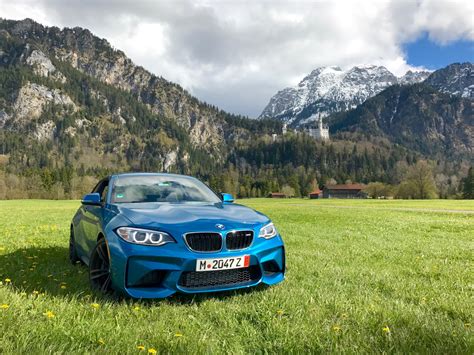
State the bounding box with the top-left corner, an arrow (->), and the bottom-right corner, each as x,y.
69,227 -> 81,264
89,238 -> 113,293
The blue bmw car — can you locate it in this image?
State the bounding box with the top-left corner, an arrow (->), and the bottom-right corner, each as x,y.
70,173 -> 285,298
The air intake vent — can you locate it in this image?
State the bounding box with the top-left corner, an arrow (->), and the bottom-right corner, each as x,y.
127,270 -> 167,288
178,265 -> 261,289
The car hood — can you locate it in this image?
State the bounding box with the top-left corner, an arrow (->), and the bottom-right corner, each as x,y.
110,202 -> 269,232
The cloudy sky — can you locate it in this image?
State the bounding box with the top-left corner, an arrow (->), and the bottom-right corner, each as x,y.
1,0 -> 473,117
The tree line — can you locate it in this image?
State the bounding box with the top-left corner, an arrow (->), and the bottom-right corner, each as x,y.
1,156 -> 471,200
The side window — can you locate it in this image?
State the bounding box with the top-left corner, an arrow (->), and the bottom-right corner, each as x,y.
91,181 -> 103,194
91,179 -> 109,203
101,184 -> 109,203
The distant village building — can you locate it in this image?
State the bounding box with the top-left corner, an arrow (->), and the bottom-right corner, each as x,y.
272,133 -> 278,142
306,115 -> 329,141
323,184 -> 367,199
268,192 -> 286,198
309,188 -> 322,199
282,123 -> 288,134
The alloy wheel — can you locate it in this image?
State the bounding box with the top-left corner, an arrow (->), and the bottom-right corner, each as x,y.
89,239 -> 112,293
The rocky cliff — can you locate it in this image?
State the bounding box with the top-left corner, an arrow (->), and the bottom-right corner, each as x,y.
424,62 -> 473,99
1,18 -> 230,151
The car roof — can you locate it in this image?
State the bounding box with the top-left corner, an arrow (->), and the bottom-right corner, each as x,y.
110,172 -> 195,179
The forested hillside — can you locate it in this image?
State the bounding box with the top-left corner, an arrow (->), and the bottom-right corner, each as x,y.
328,84 -> 473,158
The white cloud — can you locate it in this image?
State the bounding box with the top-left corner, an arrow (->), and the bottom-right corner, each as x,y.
0,0 -> 472,116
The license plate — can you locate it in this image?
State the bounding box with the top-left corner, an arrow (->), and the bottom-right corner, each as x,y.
196,255 -> 250,272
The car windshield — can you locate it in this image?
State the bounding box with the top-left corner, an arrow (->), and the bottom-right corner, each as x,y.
110,175 -> 221,204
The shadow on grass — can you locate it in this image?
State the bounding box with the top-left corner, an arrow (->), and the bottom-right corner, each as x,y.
0,246 -> 90,298
0,246 -> 270,303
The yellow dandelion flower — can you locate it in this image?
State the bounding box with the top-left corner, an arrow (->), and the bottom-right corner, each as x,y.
60,285 -> 67,289
382,326 -> 390,333
276,310 -> 284,316
332,325 -> 341,332
98,339 -> 105,345
4,278 -> 11,283
91,303 -> 100,309
43,311 -> 55,318
133,306 -> 141,311
148,349 -> 157,354
32,290 -> 39,295
1,304 -> 9,310
175,333 -> 183,337
137,345 -> 145,351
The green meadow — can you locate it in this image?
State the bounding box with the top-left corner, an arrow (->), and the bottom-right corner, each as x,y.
0,199 -> 473,353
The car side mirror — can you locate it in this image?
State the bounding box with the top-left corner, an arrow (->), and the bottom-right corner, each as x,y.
81,193 -> 101,206
221,193 -> 234,203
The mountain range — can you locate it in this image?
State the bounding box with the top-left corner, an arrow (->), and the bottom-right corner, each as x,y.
0,18 -> 472,198
259,63 -> 472,127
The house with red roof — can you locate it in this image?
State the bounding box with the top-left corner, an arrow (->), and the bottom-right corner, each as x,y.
309,188 -> 322,199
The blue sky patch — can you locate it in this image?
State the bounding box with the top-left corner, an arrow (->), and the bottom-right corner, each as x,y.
404,33 -> 473,70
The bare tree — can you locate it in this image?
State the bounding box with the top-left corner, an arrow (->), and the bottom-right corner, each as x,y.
404,161 -> 438,199
364,182 -> 393,199
281,184 -> 295,198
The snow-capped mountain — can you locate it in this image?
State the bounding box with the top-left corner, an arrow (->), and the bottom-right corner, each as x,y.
399,70 -> 431,85
259,65 -> 431,126
424,62 -> 473,99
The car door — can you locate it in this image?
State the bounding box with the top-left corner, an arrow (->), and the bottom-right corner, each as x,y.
81,178 -> 109,257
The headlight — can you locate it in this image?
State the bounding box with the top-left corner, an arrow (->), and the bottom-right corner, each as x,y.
116,227 -> 175,246
259,222 -> 278,239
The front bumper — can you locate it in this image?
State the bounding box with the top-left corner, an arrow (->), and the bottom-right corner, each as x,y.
106,232 -> 285,299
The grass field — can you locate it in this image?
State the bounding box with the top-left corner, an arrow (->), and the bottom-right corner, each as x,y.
0,199 -> 473,353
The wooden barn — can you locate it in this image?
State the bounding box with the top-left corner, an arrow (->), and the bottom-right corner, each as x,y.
268,192 -> 286,198
308,188 -> 322,199
323,184 -> 367,199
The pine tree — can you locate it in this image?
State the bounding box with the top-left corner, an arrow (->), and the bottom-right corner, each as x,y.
462,167 -> 474,199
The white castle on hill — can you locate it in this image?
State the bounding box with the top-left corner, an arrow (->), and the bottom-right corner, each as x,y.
306,114 -> 329,140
